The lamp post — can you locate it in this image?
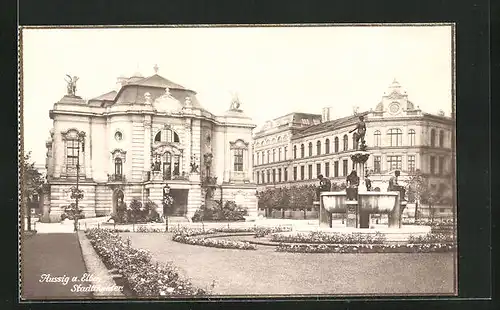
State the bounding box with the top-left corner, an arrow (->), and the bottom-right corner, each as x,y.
163,183 -> 171,232
74,131 -> 85,231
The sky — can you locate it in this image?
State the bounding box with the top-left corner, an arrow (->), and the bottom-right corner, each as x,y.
21,25 -> 453,166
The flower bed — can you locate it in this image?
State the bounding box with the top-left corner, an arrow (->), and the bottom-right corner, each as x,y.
276,243 -> 456,253
253,226 -> 293,238
408,233 -> 455,244
135,226 -> 165,233
85,228 -> 208,297
171,227 -> 256,250
269,231 -> 386,244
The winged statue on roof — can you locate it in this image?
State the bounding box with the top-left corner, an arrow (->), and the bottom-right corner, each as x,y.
65,74 -> 79,96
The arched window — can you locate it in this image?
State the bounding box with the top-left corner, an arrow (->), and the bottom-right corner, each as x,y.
300,144 -> 305,158
334,137 -> 339,153
272,149 -> 276,162
388,128 -> 403,146
316,140 -> 321,155
308,142 -> 313,156
284,146 -> 287,160
293,145 -> 297,159
408,129 -> 416,146
267,150 -> 270,163
154,128 -> 180,143
278,148 -> 282,161
256,152 -> 260,165
114,158 -> 123,176
430,129 -> 436,147
374,130 -> 381,147
325,139 -> 330,154
343,135 -> 348,151
439,130 -> 445,147
352,134 -> 357,150
256,171 -> 260,184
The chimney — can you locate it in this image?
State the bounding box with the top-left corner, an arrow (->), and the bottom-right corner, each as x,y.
322,107 -> 332,122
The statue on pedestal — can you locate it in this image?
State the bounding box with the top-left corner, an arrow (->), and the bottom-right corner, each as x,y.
316,174 -> 331,200
346,170 -> 360,201
388,170 -> 406,201
349,115 -> 367,151
65,75 -> 79,97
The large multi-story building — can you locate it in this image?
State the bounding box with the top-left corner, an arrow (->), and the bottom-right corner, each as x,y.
42,67 -> 258,222
253,80 -> 454,216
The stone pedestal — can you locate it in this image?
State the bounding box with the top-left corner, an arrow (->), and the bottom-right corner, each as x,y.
345,201 -> 358,228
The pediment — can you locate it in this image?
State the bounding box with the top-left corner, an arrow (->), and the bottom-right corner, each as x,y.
153,89 -> 183,113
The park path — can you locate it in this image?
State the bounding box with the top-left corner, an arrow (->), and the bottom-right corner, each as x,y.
21,233 -> 93,300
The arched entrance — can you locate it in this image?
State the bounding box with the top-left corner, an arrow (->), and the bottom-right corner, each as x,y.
112,189 -> 124,214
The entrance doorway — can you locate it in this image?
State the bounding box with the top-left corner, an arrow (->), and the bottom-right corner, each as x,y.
112,189 -> 124,214
165,189 -> 188,216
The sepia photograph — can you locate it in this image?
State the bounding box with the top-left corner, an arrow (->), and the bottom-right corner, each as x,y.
19,24 -> 457,300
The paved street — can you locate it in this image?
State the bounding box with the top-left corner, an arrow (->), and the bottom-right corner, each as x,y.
21,233 -> 93,300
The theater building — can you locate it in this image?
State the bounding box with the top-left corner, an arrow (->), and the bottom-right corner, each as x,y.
253,80 -> 454,217
42,67 -> 258,222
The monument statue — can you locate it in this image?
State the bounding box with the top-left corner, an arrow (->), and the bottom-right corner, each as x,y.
65,75 -> 79,96
316,174 -> 331,200
349,115 -> 366,151
229,94 -> 241,110
387,170 -> 406,201
346,170 -> 360,200
365,170 -> 373,191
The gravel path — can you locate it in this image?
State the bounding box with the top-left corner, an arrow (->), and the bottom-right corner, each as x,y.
122,232 -> 456,296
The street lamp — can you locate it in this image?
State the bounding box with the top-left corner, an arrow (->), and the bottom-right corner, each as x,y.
73,131 -> 85,231
163,183 -> 171,232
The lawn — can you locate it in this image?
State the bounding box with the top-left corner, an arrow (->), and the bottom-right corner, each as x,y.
122,232 -> 456,296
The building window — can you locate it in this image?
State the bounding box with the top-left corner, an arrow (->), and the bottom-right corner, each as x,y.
342,159 -> 348,176
256,153 -> 260,165
387,155 -> 402,171
388,128 -> 403,146
256,171 -> 260,184
267,170 -> 270,183
300,166 -> 305,180
163,152 -> 172,180
408,155 -> 416,173
284,147 -> 287,160
267,150 -> 270,163
430,156 -> 436,175
343,135 -> 348,151
439,130 -> 445,147
308,165 -> 313,179
66,139 -> 79,169
284,168 -> 288,181
114,158 -> 123,176
316,163 -> 321,177
325,139 -> 330,154
262,171 -> 265,184
308,142 -> 313,156
300,144 -> 305,158
278,168 -> 282,183
272,149 -> 276,162
325,162 -> 330,177
439,157 -> 444,175
334,161 -> 339,177
293,167 -> 297,181
278,148 -> 282,161
374,130 -> 381,147
272,168 -> 276,183
352,135 -> 357,150
154,128 -> 180,143
430,129 -> 436,147
374,156 -> 381,173
293,146 -> 297,159
234,149 -> 244,171
408,129 -> 416,146
316,140 -> 321,155
334,137 -> 339,153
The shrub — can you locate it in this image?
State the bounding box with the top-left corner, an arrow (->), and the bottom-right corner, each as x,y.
269,232 -> 386,244
60,203 -> 85,221
171,228 -> 256,250
408,233 -> 455,244
276,243 -> 456,253
191,200 -> 247,222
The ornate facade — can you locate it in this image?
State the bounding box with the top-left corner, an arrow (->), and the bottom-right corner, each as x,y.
253,80 -> 454,215
43,69 -> 257,221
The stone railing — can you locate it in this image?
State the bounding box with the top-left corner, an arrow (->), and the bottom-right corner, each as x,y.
108,174 -> 126,182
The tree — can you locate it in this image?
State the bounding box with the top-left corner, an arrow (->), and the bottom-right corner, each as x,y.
405,169 -> 428,220
21,152 -> 44,231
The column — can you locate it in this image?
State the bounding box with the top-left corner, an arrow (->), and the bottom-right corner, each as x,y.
84,133 -> 91,179
143,116 -> 152,180
183,118 -> 192,176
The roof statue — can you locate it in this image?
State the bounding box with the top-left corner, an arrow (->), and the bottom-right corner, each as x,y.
185,96 -> 192,106
65,75 -> 79,97
349,115 -> 367,151
161,87 -> 172,99
153,64 -> 159,74
229,93 -> 241,111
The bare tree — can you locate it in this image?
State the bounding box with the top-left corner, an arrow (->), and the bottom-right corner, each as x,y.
21,152 -> 44,231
